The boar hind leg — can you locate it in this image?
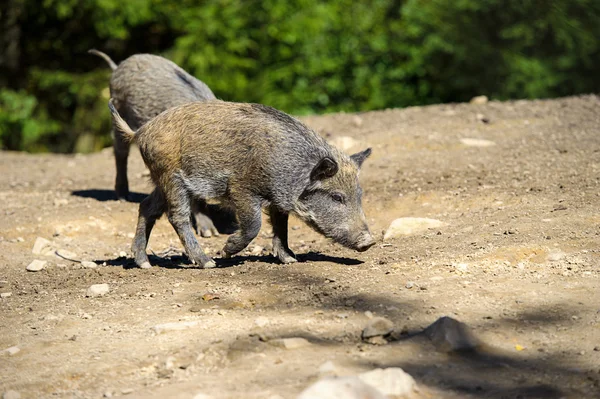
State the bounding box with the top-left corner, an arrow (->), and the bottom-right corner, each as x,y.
166,191 -> 216,269
191,199 -> 220,238
113,125 -> 131,201
222,194 -> 262,258
132,188 -> 166,269
269,206 -> 297,264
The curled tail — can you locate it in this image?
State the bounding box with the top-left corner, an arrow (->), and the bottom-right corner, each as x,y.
88,49 -> 118,71
108,99 -> 136,143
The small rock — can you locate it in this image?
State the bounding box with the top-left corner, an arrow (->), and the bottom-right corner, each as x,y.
55,249 -> 78,260
4,346 -> 20,356
270,337 -> 311,349
0,292 -> 11,298
119,251 -> 127,257
476,113 -> 490,123
297,376 -> 386,399
53,198 -> 69,207
362,317 -> 394,339
405,281 -> 415,289
424,316 -> 480,352
352,115 -> 363,127
358,367 -> 417,397
470,95 -> 488,105
26,259 -> 47,272
318,360 -> 339,376
454,263 -> 469,272
151,320 -> 201,334
330,136 -> 360,151
547,251 -> 566,262
2,391 -> 21,399
593,346 -> 599,352
81,261 -> 98,269
32,237 -> 54,256
103,391 -> 113,398
86,284 -> 110,297
384,218 -> 447,239
121,388 -> 133,395
16,237 -> 24,242
460,138 -> 496,147
365,336 -> 388,345
254,316 -> 270,327
250,245 -> 264,256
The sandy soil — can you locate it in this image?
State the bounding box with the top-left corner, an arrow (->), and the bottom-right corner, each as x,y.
1,95 -> 599,399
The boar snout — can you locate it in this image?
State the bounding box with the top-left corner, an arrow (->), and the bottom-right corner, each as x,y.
354,231 -> 376,252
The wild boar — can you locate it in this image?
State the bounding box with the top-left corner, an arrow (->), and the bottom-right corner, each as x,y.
90,49 -> 228,237
108,99 -> 375,269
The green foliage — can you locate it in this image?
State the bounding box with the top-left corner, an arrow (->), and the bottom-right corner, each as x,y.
1,0 -> 599,152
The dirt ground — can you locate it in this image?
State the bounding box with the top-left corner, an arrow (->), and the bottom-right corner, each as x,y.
1,95 -> 599,399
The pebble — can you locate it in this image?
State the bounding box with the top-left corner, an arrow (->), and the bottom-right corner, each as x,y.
384,218 -> 447,239
55,249 -> 78,260
362,317 -> 394,339
254,316 -> 270,327
121,388 -> 133,395
460,138 -> 496,147
32,237 -> 54,256
297,376 -> 386,399
2,391 -> 21,399
151,320 -> 201,334
405,281 -> 415,289
0,292 -> 11,298
86,284 -> 110,297
358,367 -> 417,397
119,251 -> 127,257
470,95 -> 489,104
547,251 -> 566,262
4,346 -> 20,356
26,259 -> 47,272
454,263 -> 469,272
81,261 -> 98,269
318,360 -> 339,376
249,245 -> 264,256
269,337 -> 311,349
424,316 -> 480,352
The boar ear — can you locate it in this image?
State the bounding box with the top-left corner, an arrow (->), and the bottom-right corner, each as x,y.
311,157 -> 338,181
350,148 -> 372,168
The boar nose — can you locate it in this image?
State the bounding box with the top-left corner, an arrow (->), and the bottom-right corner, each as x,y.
355,232 -> 376,252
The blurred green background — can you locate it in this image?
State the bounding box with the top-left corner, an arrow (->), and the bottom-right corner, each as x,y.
1,0 -> 599,153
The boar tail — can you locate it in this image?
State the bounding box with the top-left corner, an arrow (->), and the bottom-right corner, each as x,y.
108,99 -> 136,143
88,49 -> 118,71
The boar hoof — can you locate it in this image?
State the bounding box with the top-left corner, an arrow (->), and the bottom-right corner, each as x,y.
279,255 -> 298,264
140,261 -> 152,269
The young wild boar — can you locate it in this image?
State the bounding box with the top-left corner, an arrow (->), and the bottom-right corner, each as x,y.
90,50 -> 226,237
109,100 -> 376,269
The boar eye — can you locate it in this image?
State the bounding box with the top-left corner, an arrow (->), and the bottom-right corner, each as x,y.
331,192 -> 345,204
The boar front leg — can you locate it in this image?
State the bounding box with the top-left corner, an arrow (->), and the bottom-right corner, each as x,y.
191,199 -> 220,237
222,193 -> 262,258
132,188 -> 166,268
269,206 -> 297,264
166,191 -> 216,269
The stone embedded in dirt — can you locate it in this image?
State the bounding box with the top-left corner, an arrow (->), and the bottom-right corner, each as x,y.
547,251 -> 566,262
4,346 -> 20,356
86,283 -> 110,297
384,218 -> 447,239
476,113 -> 490,123
358,367 -> 417,397
32,237 -> 55,256
470,95 -> 488,105
0,292 -> 11,298
270,337 -> 311,349
119,251 -> 127,258
81,261 -> 98,269
55,249 -> 78,260
26,259 -> 47,272
424,316 -> 480,353
151,320 -> 201,334
2,391 -> 21,399
405,281 -> 415,289
330,136 -> 360,151
297,376 -> 387,399
249,245 -> 264,256
362,317 -> 394,340
460,138 -> 496,147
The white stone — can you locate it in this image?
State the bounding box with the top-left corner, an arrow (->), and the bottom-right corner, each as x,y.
86,284 -> 110,297
32,237 -> 54,256
119,251 -> 127,257
81,261 -> 98,269
362,317 -> 394,339
254,316 -> 270,327
547,251 -> 566,262
470,95 -> 488,105
460,138 -> 496,147
151,320 -> 201,334
26,260 -> 47,272
330,136 -> 360,151
4,346 -> 20,356
0,292 -> 12,298
454,263 -> 469,272
358,367 -> 417,397
384,218 -> 447,239
297,376 -> 386,399
270,337 -> 311,349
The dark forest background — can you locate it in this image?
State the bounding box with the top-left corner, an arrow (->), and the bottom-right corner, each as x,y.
1,0 -> 599,153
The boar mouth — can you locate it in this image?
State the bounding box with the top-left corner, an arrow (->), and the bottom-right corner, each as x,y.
301,218 -> 375,252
